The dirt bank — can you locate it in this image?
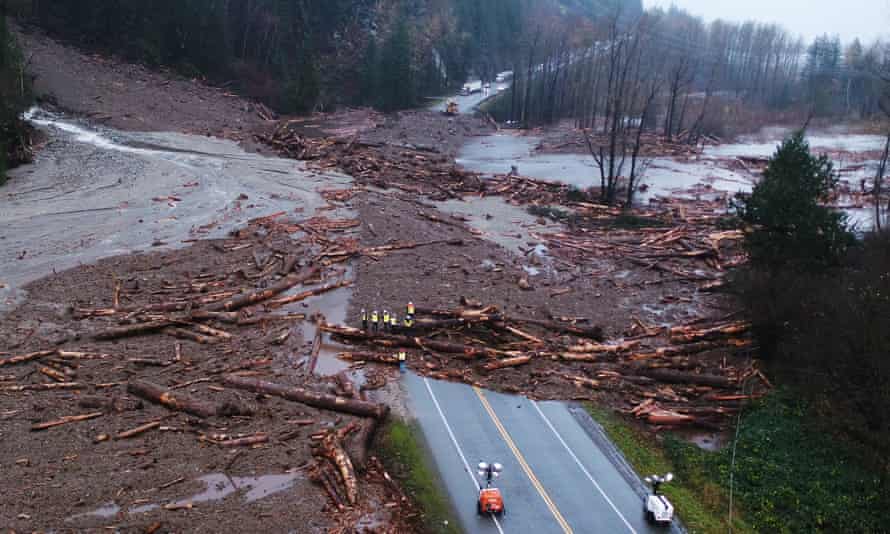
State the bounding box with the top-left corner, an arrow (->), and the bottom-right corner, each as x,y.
13,23 -> 264,141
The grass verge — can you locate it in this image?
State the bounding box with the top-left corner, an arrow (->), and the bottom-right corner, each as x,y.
378,418 -> 462,534
588,392 -> 887,533
586,403 -> 749,534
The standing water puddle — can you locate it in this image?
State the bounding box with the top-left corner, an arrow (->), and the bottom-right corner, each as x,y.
68,472 -> 303,522
457,130 -> 886,228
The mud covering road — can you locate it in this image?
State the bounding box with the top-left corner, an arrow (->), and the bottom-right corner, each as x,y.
1,108 -> 350,311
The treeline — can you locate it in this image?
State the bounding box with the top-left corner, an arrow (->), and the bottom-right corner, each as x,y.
0,3 -> 31,184
498,5 -> 890,130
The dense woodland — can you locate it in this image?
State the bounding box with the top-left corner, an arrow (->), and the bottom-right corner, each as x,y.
0,2 -> 30,184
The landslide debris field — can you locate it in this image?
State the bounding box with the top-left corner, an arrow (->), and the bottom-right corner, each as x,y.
0,24 -> 806,534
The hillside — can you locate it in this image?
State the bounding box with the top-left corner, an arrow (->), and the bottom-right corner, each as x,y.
9,0 -> 642,114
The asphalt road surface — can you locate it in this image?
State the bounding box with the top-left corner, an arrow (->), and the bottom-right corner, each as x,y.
405,373 -> 681,534
428,82 -> 509,115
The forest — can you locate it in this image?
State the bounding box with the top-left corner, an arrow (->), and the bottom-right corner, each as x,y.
6,0 -> 638,113
0,1 -> 30,184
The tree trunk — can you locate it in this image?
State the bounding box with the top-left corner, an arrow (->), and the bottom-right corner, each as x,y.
222,375 -> 389,419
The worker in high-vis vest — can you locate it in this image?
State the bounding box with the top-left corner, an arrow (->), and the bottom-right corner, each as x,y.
361,309 -> 368,331
398,351 -> 407,373
371,310 -> 379,332
383,310 -> 390,332
407,301 -> 415,316
404,314 -> 414,329
390,314 -> 399,334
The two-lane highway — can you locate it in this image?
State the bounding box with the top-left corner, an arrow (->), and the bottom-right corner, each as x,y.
405,373 -> 681,533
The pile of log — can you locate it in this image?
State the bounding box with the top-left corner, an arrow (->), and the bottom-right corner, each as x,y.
326,299 -> 764,429
0,207 -> 408,519
538,213 -> 746,288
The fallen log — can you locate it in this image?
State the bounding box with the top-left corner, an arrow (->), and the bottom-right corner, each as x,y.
92,320 -> 172,341
646,409 -> 695,425
265,280 -> 352,309
0,350 -> 57,367
504,316 -> 604,341
38,366 -> 68,382
222,375 -> 389,419
317,425 -> 359,505
321,324 -> 508,359
31,412 -> 103,431
637,369 -> 734,388
165,327 -> 217,345
204,267 -> 320,312
669,321 -> 750,344
127,380 -> 219,418
483,355 -> 533,371
115,420 -> 162,440
217,433 -> 269,448
337,352 -> 399,365
2,382 -> 84,392
348,418 -> 380,472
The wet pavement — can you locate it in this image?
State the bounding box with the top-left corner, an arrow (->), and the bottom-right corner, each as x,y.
405,372 -> 682,534
428,80 -> 510,115
1,108 -> 352,312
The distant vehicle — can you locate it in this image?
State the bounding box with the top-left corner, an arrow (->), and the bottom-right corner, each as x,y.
644,473 -> 675,525
495,71 -> 514,83
462,80 -> 483,95
483,82 -> 491,89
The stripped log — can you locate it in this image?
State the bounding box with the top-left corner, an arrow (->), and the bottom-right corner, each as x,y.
115,420 -> 162,440
637,369 -> 734,388
165,327 -> 217,345
316,424 -> 359,505
31,412 -> 103,431
483,355 -> 533,371
204,267 -> 320,312
669,321 -> 750,344
217,433 -> 269,447
505,316 -> 604,341
321,324 -> 508,359
127,380 -> 219,418
222,375 -> 389,419
337,352 -> 399,365
0,350 -> 57,367
265,280 -> 352,309
2,382 -> 84,392
92,320 -> 172,341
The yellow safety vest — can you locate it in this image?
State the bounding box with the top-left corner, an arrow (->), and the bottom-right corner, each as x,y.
371,311 -> 379,322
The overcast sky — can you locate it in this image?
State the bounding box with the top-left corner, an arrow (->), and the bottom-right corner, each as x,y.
645,0 -> 890,43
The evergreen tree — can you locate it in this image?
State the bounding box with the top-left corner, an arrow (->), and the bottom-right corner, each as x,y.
0,4 -> 31,186
379,13 -> 415,111
736,131 -> 852,271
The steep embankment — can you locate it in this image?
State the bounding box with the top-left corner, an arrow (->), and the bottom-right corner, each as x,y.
13,24 -> 262,140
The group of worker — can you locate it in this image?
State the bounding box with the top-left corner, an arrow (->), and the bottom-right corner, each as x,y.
360,302 -> 416,334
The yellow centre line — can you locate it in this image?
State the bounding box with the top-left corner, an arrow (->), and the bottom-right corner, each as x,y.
474,386 -> 574,534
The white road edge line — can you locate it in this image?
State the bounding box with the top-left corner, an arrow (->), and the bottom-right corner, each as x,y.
531,401 -> 638,534
423,377 -> 506,534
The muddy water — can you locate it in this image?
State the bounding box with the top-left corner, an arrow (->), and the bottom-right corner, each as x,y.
1,107 -> 353,312
68,471 -> 304,522
456,129 -> 885,227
